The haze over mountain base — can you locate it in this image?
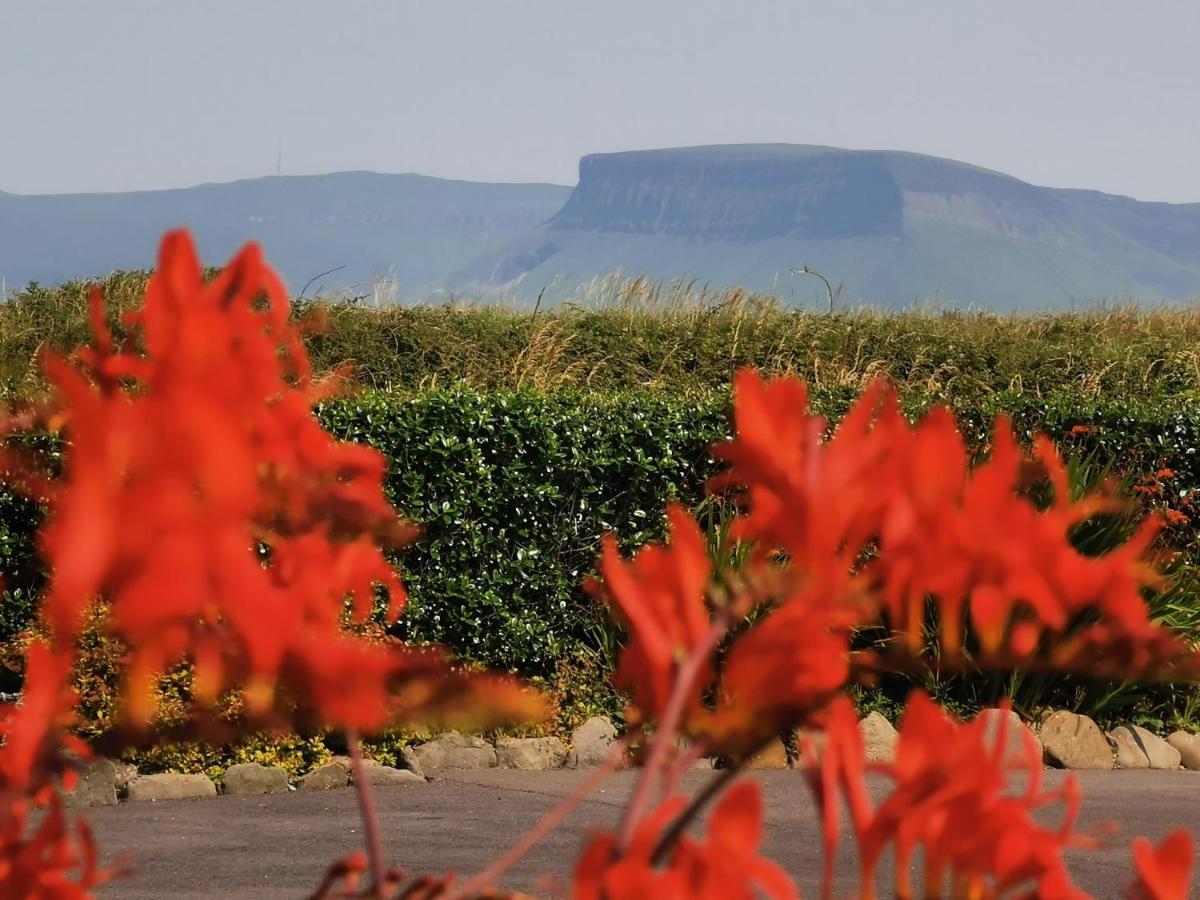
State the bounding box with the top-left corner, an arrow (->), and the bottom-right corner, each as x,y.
4,145 -> 1200,310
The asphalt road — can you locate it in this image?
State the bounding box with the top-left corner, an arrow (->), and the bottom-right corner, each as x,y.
85,769 -> 1200,899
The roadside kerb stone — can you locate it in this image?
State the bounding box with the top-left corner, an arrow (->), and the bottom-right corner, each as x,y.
745,739 -> 790,770
1110,725 -> 1181,770
358,763 -> 425,785
343,763 -> 422,787
410,733 -> 497,771
496,736 -> 568,770
113,761 -> 138,797
63,757 -> 119,808
859,712 -> 899,763
1167,731 -> 1200,771
222,762 -> 290,796
401,745 -> 425,778
977,708 -> 1042,765
791,729 -> 827,766
567,717 -> 617,769
298,760 -> 350,792
128,773 -> 218,802
1039,710 -> 1114,770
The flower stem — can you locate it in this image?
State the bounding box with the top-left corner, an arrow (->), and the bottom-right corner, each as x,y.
649,763 -> 741,865
614,608 -> 732,854
346,729 -> 387,900
443,738 -> 629,900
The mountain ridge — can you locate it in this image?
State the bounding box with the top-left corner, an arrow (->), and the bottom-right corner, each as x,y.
447,144 -> 1200,309
4,146 -> 1200,309
0,171 -> 571,296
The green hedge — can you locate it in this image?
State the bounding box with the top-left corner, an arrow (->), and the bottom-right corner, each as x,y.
3,384 -> 1200,682
317,389 -> 729,670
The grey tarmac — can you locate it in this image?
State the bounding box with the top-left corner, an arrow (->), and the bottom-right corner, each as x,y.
88,769 -> 1200,899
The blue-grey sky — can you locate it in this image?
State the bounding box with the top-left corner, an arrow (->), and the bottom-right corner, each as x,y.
2,0 -> 1198,201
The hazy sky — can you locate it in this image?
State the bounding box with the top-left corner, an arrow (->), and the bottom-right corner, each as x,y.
2,1 -> 1198,201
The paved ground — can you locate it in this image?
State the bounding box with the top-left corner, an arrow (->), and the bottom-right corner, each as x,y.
86,769 -> 1200,898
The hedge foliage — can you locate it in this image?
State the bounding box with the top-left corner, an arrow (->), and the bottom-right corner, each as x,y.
317,389 -> 729,669
4,383 -> 1200,685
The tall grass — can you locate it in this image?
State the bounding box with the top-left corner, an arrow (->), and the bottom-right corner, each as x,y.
4,271 -> 1200,400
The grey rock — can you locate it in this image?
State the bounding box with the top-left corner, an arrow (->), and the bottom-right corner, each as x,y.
127,773 -> 217,802
792,730 -> 827,766
359,764 -> 425,786
339,756 -> 374,784
401,745 -> 425,779
744,739 -> 790,769
977,708 -> 1041,765
344,758 -> 423,785
1110,727 -> 1151,769
496,736 -> 568,770
112,761 -> 138,794
1110,725 -> 1181,770
1140,728 -> 1183,770
410,733 -> 497,771
1039,711 -> 1114,770
567,717 -> 618,769
298,760 -> 350,792
1167,731 -> 1200,770
681,739 -> 718,770
222,762 -> 290,796
859,712 -> 899,763
63,757 -> 119,808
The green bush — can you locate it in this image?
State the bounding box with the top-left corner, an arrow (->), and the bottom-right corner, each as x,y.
0,489 -> 44,675
317,388 -> 729,671
4,384 -> 1200,681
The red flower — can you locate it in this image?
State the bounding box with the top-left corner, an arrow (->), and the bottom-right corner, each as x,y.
573,781 -> 796,900
587,505 -> 713,726
712,370 -> 1189,679
1163,508 -> 1189,527
0,644 -> 110,897
702,588 -> 852,756
1130,829 -> 1194,900
808,692 -> 1089,899
0,794 -> 109,899
36,231 -> 540,735
0,643 -> 82,795
711,372 -> 897,578
797,697 -> 872,892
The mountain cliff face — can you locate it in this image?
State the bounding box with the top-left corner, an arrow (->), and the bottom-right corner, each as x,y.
0,173 -> 570,296
449,145 -> 1200,309
551,147 -> 903,240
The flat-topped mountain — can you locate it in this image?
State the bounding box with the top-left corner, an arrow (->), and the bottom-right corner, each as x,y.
449,145 -> 1200,309
0,172 -> 570,296
5,147 -> 1200,308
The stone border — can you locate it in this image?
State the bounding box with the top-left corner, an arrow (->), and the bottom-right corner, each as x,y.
61,711 -> 1200,809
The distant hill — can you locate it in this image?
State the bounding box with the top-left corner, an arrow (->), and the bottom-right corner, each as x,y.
5,148 -> 1200,309
0,172 -> 571,297
446,145 -> 1200,309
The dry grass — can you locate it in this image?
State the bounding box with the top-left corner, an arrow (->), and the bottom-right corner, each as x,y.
4,270 -> 1200,400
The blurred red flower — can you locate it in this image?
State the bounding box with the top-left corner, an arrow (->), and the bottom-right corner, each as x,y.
34,231 -> 539,736
573,781 -> 795,900
1131,829 -> 1194,900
